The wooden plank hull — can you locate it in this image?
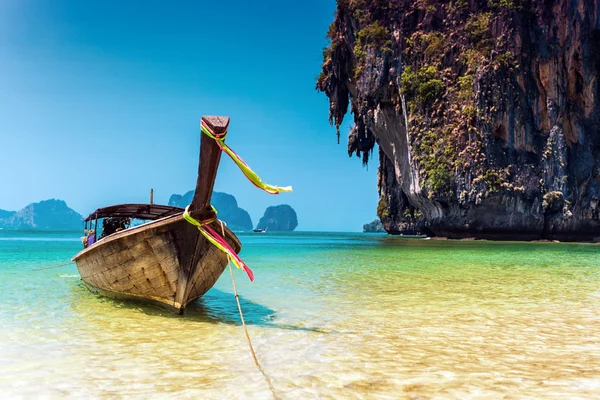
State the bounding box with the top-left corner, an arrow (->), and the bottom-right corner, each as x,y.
72,214 -> 241,314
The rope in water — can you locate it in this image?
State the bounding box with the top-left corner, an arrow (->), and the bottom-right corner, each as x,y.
227,260 -> 280,400
183,120 -> 292,397
33,261 -> 75,271
214,219 -> 279,400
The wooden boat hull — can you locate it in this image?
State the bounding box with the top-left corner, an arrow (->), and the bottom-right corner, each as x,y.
72,214 -> 241,314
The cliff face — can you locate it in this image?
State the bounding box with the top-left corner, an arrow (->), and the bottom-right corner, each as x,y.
169,191 -> 253,231
257,205 -> 298,231
363,219 -> 386,232
0,199 -> 82,229
0,209 -> 16,220
318,0 -> 600,240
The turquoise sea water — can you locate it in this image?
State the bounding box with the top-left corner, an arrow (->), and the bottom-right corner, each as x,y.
1,230 -> 600,399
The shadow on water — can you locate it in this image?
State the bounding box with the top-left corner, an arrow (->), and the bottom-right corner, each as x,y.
70,282 -> 330,334
190,292 -> 332,333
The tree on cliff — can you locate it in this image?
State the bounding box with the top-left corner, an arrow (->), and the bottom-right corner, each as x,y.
318,0 -> 600,241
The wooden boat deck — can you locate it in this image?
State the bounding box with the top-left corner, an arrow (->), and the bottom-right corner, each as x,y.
73,116 -> 242,314
73,213 -> 241,313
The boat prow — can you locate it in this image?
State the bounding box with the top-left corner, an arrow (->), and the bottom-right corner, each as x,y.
72,116 -> 240,314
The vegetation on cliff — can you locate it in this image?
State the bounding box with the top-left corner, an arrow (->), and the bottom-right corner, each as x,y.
318,0 -> 523,197
317,0 -> 600,241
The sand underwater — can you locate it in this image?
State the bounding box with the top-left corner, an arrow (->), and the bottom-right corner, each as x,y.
1,230 -> 599,399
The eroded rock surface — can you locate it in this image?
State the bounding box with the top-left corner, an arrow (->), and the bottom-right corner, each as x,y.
318,0 -> 600,240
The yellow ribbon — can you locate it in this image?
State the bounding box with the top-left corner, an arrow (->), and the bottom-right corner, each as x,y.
201,124 -> 293,195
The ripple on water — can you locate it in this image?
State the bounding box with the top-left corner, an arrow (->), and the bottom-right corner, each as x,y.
1,233 -> 600,399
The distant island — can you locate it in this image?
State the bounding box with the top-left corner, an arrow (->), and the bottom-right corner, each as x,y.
257,205 -> 298,232
363,219 -> 385,233
0,194 -> 299,232
169,191 -> 253,231
0,199 -> 82,229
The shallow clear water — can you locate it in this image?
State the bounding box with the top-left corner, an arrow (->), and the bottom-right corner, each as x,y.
1,230 -> 600,399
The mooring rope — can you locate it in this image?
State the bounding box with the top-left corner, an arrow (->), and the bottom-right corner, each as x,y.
33,261 -> 75,271
186,120 -> 292,397
227,262 -> 280,400
214,220 -> 279,400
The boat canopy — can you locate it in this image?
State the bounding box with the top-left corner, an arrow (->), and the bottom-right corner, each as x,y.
84,204 -> 183,222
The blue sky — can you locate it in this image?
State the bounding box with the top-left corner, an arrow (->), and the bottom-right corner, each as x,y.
0,0 -> 378,231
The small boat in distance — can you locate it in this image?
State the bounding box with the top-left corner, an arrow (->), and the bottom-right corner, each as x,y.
72,116 -> 241,314
253,227 -> 268,233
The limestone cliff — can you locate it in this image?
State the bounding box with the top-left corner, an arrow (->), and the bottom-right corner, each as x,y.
256,205 -> 298,231
363,219 -> 386,232
168,191 -> 253,231
0,199 -> 82,229
318,0 -> 600,240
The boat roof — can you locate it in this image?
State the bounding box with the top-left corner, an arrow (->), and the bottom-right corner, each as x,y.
84,204 -> 183,222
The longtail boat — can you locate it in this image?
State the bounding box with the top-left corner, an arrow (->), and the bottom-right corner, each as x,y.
72,116 -> 251,314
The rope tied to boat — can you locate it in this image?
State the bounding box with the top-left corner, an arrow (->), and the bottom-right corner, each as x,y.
200,119 -> 293,195
183,205 -> 254,281
183,119 -> 293,281
227,259 -> 280,400
214,221 -> 279,399
183,120 -> 286,398
33,261 -> 75,271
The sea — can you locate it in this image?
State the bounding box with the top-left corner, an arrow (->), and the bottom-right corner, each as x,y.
1,229 -> 600,399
